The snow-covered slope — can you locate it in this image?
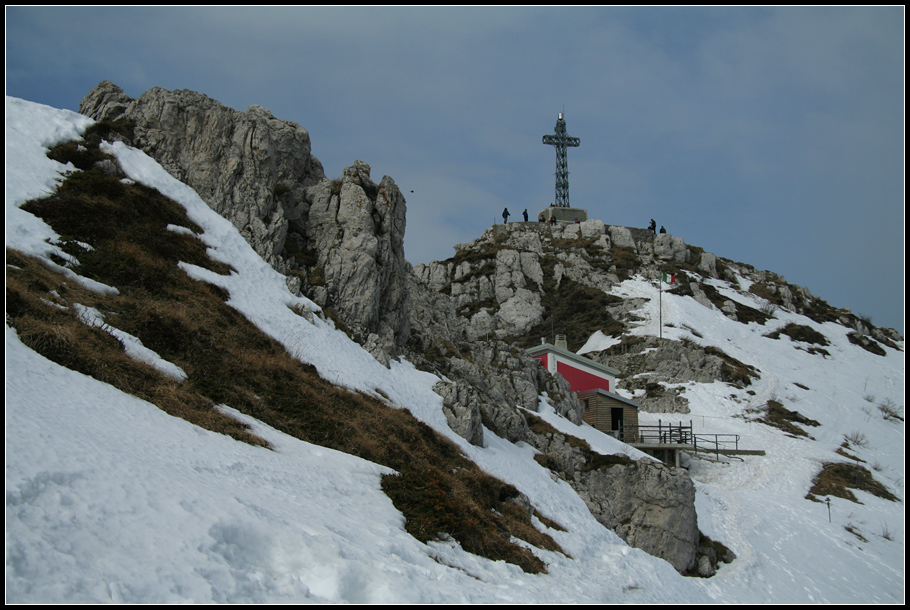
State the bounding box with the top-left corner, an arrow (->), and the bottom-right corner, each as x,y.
5,96 -> 904,603
606,276 -> 904,602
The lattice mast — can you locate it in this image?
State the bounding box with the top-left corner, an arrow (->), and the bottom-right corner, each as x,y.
542,112 -> 581,208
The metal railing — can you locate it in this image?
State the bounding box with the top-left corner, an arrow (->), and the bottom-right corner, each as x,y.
608,421 -> 741,460
692,433 -> 741,460
607,420 -> 693,445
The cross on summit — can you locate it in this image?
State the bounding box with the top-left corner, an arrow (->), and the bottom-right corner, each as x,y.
542,112 -> 580,208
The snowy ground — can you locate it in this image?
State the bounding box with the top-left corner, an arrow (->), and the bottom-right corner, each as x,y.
608,276 -> 905,603
6,96 -> 905,603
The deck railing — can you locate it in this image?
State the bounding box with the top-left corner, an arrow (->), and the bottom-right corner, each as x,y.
607,420 -> 693,445
608,420 -> 741,460
692,433 -> 741,459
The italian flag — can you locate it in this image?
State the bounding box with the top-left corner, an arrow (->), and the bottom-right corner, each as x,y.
662,273 -> 676,283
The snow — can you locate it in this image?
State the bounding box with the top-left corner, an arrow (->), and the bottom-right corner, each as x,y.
5,96 -> 905,603
577,329 -> 621,355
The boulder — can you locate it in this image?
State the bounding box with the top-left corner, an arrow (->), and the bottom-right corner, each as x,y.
653,233 -> 690,263
578,459 -> 699,574
698,251 -> 719,278
608,225 -> 637,249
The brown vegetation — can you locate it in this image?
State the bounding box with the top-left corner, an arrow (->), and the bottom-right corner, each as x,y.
756,399 -> 821,438
806,462 -> 899,504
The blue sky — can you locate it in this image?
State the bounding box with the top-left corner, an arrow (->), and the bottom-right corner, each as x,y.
6,6 -> 904,333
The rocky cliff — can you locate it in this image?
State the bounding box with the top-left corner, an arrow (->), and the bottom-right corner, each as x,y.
80,82 -> 412,358
415,220 -> 902,413
80,81 -> 324,271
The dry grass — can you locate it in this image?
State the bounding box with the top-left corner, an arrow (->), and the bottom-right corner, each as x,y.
806,462 -> 899,504
6,136 -> 566,573
758,399 -> 820,438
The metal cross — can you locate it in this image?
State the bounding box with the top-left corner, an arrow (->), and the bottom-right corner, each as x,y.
542,112 -> 581,208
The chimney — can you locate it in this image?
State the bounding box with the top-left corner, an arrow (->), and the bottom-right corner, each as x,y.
555,334 -> 567,350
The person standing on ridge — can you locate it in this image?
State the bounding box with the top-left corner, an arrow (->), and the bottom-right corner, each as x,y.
502,208 -> 511,223
523,209 -> 528,222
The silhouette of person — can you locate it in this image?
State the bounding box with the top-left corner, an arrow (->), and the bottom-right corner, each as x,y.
659,225 -> 667,234
523,209 -> 528,222
648,219 -> 656,233
502,208 -> 511,223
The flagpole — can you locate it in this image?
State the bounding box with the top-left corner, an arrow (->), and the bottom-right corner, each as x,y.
659,275 -> 663,340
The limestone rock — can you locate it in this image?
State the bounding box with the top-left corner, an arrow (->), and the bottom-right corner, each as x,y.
690,284 -> 716,311
579,218 -> 606,239
653,233 -> 690,263
588,336 -> 758,412
697,554 -> 716,578
303,161 -> 411,351
435,380 -> 484,446
79,80 -> 133,123
79,81 -> 325,273
579,459 -> 699,573
608,225 -> 637,249
698,251 -> 719,278
523,421 -> 701,574
496,288 -> 544,337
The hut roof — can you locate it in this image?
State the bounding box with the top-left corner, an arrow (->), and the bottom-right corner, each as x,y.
576,387 -> 645,410
525,342 -> 621,377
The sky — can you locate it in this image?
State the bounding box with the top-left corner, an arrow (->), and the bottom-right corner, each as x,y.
5,6 -> 904,333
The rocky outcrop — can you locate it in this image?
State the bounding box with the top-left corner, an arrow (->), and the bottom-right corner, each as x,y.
416,335 -> 584,447
578,460 -> 699,573
79,82 -> 412,360
523,416 -> 700,574
80,81 -> 325,272
302,160 -> 410,359
651,233 -> 690,263
583,336 -> 760,413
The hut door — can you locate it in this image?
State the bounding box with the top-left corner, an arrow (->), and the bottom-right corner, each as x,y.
611,408 -> 624,441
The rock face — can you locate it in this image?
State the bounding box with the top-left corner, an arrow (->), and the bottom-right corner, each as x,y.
79,82 -> 411,360
523,417 -> 700,573
302,160 -> 410,359
80,81 -> 325,272
579,460 -> 699,573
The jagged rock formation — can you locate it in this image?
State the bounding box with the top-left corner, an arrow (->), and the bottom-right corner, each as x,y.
415,220 -> 902,413
301,160 -> 410,358
523,414 -> 704,574
80,81 -> 325,272
76,81 -> 581,442
79,82 -> 412,360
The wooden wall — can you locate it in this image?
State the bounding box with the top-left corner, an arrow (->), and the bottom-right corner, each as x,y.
581,392 -> 640,442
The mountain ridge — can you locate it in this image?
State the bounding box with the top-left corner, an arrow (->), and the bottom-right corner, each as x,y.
6,90 -> 904,602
